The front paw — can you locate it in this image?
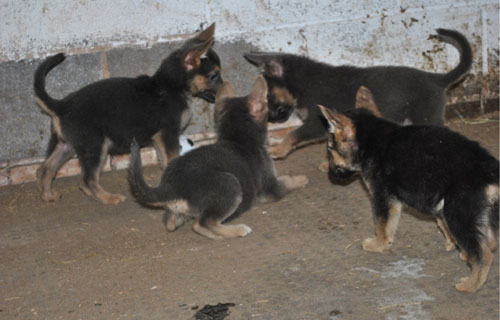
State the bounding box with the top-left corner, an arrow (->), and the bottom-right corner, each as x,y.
318,161 -> 329,173
278,175 -> 309,189
269,143 -> 291,159
362,237 -> 387,252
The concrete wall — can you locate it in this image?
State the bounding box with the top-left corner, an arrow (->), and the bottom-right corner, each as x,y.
0,0 -> 498,165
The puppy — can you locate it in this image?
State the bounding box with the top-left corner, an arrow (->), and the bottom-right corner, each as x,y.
34,23 -> 223,205
319,86 -> 498,292
244,29 -> 472,159
128,76 -> 308,239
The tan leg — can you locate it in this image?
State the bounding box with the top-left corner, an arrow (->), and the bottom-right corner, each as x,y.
437,218 -> 457,251
152,133 -> 169,169
192,220 -> 223,240
269,133 -> 297,159
79,139 -> 126,205
456,243 -> 493,292
37,142 -> 74,202
277,175 -> 309,190
363,201 -> 402,252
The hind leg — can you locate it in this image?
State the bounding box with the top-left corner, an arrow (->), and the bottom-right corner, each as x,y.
163,208 -> 186,232
192,173 -> 252,239
455,242 -> 493,292
37,139 -> 75,201
78,138 -> 125,205
437,218 -> 457,251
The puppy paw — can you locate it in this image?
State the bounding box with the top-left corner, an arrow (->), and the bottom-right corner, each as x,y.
41,191 -> 61,202
362,237 -> 387,253
318,161 -> 329,173
278,175 -> 309,189
236,224 -> 253,237
269,144 -> 290,160
99,193 -> 126,205
445,241 -> 456,252
455,276 -> 478,292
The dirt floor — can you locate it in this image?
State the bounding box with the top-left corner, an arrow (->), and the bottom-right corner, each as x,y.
1,114 -> 499,320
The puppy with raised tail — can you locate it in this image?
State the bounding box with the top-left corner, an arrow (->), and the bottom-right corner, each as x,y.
319,86 -> 498,292
34,23 -> 222,205
128,76 -> 308,239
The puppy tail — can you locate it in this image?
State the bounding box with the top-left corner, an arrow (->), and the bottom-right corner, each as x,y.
433,28 -> 473,87
34,53 -> 66,115
128,139 -> 168,206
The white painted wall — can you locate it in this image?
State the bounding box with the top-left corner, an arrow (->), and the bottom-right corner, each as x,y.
2,0 -> 498,77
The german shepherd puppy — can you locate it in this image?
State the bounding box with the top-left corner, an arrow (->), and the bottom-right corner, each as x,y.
128,76 -> 308,239
34,23 -> 223,205
319,86 -> 499,292
244,29 -> 472,160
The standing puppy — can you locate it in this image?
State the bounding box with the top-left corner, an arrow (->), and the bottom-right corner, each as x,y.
244,29 -> 472,159
128,76 -> 308,239
34,23 -> 222,204
319,86 -> 498,292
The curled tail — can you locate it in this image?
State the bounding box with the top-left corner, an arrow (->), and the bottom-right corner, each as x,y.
433,28 -> 473,87
34,53 -> 66,115
128,140 -> 170,206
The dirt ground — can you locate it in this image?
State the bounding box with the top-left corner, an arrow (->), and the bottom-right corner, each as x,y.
1,114 -> 499,320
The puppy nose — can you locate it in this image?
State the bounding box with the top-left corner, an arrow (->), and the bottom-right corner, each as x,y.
334,167 -> 346,175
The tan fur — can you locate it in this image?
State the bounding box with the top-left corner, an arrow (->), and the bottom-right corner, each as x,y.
36,97 -> 64,140
355,86 -> 382,117
79,138 -> 126,205
152,132 -> 169,169
456,242 -> 494,292
362,200 -> 402,252
437,218 -> 457,251
190,74 -> 209,94
277,175 -> 309,190
272,87 -> 297,108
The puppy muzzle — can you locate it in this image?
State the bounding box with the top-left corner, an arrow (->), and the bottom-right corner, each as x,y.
328,166 -> 357,182
196,90 -> 216,103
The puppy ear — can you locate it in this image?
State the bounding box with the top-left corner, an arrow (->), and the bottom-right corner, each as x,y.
183,38 -> 214,71
193,23 -> 216,43
318,105 -> 355,139
355,86 -> 381,117
248,75 -> 268,122
243,52 -> 283,78
215,81 -> 235,116
318,105 -> 338,133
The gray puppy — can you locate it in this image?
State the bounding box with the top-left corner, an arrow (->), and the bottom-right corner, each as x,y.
128,76 -> 308,239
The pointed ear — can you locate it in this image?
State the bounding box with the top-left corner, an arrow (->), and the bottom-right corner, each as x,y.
243,52 -> 283,78
318,105 -> 338,133
318,105 -> 355,139
248,75 -> 268,122
215,81 -> 235,115
193,23 -> 215,43
183,38 -> 214,71
355,86 -> 381,117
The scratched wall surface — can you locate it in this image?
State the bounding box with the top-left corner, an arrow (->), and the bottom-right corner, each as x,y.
0,0 -> 498,162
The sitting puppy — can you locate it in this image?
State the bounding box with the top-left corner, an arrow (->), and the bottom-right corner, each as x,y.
319,86 -> 498,292
244,29 -> 472,159
34,23 -> 222,205
128,76 -> 308,239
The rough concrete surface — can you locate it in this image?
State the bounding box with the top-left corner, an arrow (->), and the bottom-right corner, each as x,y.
0,115 -> 498,320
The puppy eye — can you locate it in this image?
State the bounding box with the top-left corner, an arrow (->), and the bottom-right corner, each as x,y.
209,72 -> 219,81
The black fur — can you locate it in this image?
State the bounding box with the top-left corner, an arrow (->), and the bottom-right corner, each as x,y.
322,103 -> 499,292
34,24 -> 222,204
128,77 -> 307,239
244,29 -> 472,159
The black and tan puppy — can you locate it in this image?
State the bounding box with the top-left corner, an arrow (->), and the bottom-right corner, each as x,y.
128,76 -> 308,239
244,29 -> 472,160
34,24 -> 222,205
319,86 -> 499,292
